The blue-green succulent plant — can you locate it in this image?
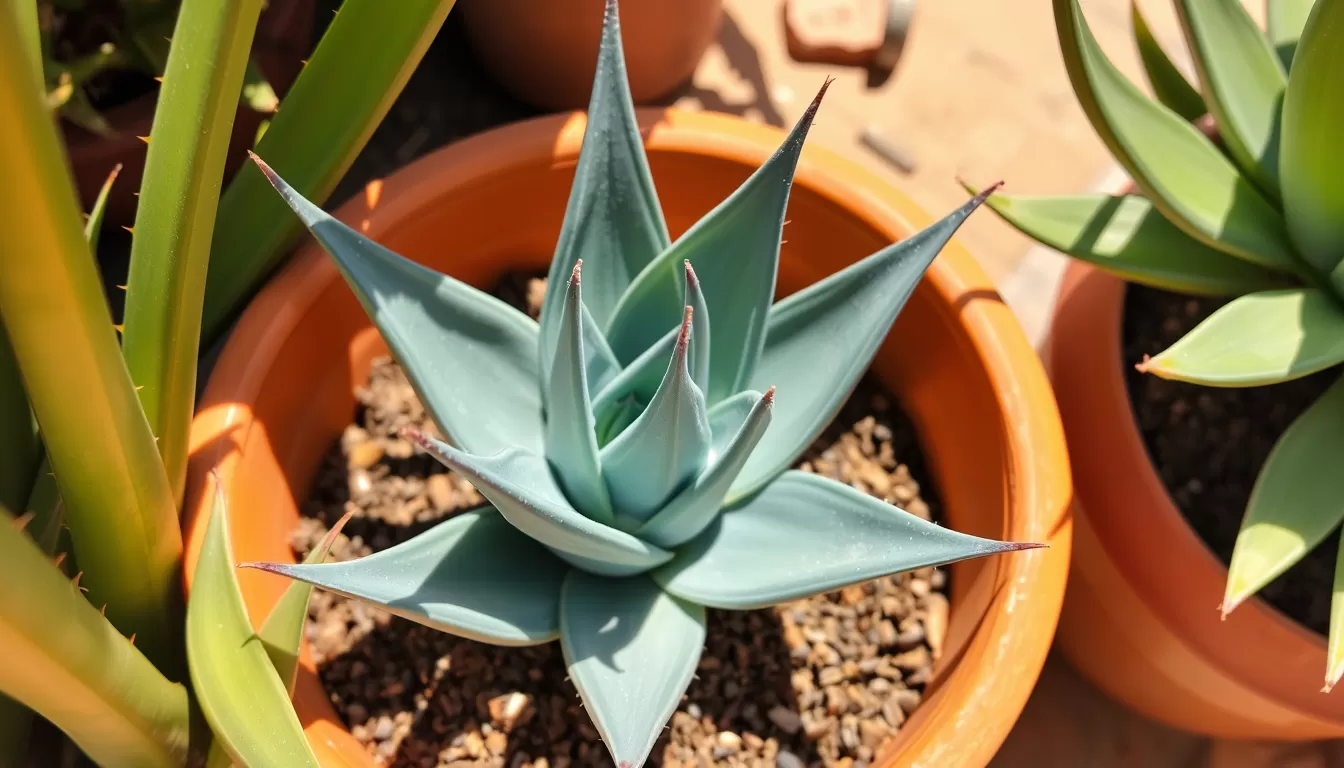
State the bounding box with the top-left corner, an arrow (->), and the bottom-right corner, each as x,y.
244,1 -> 1041,764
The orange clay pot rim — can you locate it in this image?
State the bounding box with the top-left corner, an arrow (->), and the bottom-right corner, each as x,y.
184,106 -> 1072,765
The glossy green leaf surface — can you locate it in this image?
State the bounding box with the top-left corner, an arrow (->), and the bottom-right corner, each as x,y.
1267,0 -> 1315,68
1279,0 -> 1344,279
0,9 -> 181,663
1055,0 -> 1295,272
731,191 -> 987,501
1140,287 -> 1344,386
1132,0 -> 1206,121
1175,0 -> 1286,194
1222,375 -> 1344,631
406,431 -> 673,576
202,0 -> 458,342
656,471 -> 1042,609
978,190 -> 1287,294
602,310 -> 711,524
605,81 -> 830,403
546,265 -> 614,524
83,163 -> 121,251
0,511 -> 190,768
188,485 -> 320,768
254,156 -> 545,456
246,508 -> 566,645
539,0 -> 669,372
560,572 -> 705,768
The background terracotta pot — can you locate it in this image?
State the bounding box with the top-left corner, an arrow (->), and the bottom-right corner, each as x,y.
458,0 -> 722,111
181,108 -> 1071,766
1047,261 -> 1344,739
61,0 -> 314,227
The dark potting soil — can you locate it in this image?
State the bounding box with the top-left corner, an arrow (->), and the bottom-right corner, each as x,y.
1122,283 -> 1338,635
292,273 -> 953,768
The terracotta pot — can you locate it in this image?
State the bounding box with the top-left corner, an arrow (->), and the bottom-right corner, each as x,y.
458,0 -> 722,111
180,108 -> 1072,766
61,0 -> 315,227
1048,261 -> 1344,739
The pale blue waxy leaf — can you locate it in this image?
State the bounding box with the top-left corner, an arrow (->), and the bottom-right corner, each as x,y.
405,430 -> 673,576
729,191 -> 990,501
1267,0 -> 1315,69
546,263 -> 615,525
639,389 -> 774,549
655,471 -> 1043,609
253,155 -> 544,456
560,571 -> 705,768
243,508 -> 567,645
975,188 -> 1288,295
538,0 -> 670,381
684,261 -> 711,394
605,81 -> 833,403
705,389 -> 764,459
596,395 -> 643,447
581,302 -> 622,395
1132,0 -> 1207,121
1054,0 -> 1296,274
1175,0 -> 1287,195
601,309 -> 712,525
1139,287 -> 1344,386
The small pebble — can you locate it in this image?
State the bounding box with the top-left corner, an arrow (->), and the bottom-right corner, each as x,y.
768,706 -> 803,735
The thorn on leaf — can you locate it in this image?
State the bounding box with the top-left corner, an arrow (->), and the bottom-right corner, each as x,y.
53,552 -> 67,568
128,633 -> 136,646
11,512 -> 34,531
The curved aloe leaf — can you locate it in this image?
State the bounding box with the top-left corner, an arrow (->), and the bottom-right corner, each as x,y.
253,154 -> 545,456
580,303 -> 622,395
187,484 -> 319,768
602,309 -> 711,524
977,189 -> 1287,295
1279,0 -> 1344,280
655,471 -> 1043,609
1330,533 -> 1344,690
606,81 -> 832,403
244,508 -> 567,645
639,389 -> 773,549
0,508 -> 189,768
1055,0 -> 1295,273
1175,0 -> 1286,195
684,262 -> 711,394
1267,0 -> 1315,68
83,163 -> 121,251
538,0 -> 670,370
546,264 -> 615,525
730,191 -> 989,501
405,431 -> 673,576
560,571 -> 705,768
705,389 -> 763,459
1132,0 -> 1206,121
1222,376 -> 1344,640
1139,287 -> 1344,386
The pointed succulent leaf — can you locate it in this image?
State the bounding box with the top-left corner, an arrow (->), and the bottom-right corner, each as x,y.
1330,532 -> 1344,691
655,470 -> 1043,609
1267,0 -> 1315,69
406,431 -> 673,576
560,571 -> 705,768
602,309 -> 712,524
730,191 -> 988,501
257,509 -> 353,696
706,389 -> 765,460
1132,0 -> 1206,121
83,163 -> 121,250
538,0 -> 670,375
1139,288 -> 1344,386
1175,0 -> 1287,195
606,81 -> 832,403
252,154 -> 544,456
1279,0 -> 1344,280
244,508 -> 567,645
580,302 -> 622,395
596,395 -> 643,447
546,263 -> 615,524
684,261 -> 711,394
1223,376 -> 1344,643
975,188 -> 1288,295
1054,0 -> 1295,273
188,484 -> 320,768
639,389 -> 774,549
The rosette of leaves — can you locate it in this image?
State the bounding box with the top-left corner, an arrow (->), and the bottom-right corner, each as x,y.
973,0 -> 1344,687
245,1 -> 1042,763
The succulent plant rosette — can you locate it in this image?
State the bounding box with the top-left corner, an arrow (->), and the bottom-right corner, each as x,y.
976,0 -> 1344,687
244,2 -> 1041,764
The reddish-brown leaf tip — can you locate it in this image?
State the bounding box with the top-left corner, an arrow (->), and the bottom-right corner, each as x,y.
677,306 -> 694,352
762,386 -> 776,405
571,259 -> 583,286
1135,354 -> 1154,373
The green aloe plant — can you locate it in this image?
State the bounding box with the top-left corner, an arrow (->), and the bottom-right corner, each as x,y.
244,2 -> 1043,765
0,0 -> 459,763
975,0 -> 1344,687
